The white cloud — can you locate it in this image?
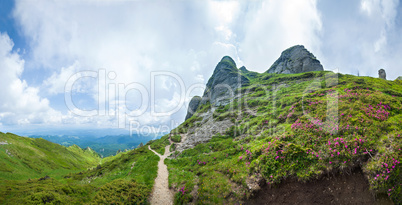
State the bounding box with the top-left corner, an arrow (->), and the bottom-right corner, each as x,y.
6,0 -> 402,133
11,0 -> 242,130
319,0 -> 401,79
0,33 -> 61,125
360,0 -> 398,28
43,61 -> 81,94
374,30 -> 387,52
239,0 -> 322,71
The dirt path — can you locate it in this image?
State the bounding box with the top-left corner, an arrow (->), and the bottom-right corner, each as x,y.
148,145 -> 173,205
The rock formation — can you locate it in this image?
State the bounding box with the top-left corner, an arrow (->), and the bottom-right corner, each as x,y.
239,66 -> 249,73
378,69 -> 386,80
185,96 -> 202,120
396,76 -> 402,81
266,45 -> 323,74
201,56 -> 249,106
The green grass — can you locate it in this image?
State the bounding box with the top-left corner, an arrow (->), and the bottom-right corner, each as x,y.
0,132 -> 101,180
0,178 -> 97,204
171,135 -> 181,143
166,71 -> 402,204
0,134 -> 160,204
1,70 -> 401,204
149,134 -> 170,155
91,179 -> 150,204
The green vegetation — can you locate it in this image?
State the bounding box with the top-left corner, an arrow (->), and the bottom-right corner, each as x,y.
0,132 -> 100,180
166,71 -> 402,204
149,134 -> 170,155
91,179 -> 150,204
0,177 -> 96,204
1,70 -> 401,204
0,133 -> 159,204
171,135 -> 181,143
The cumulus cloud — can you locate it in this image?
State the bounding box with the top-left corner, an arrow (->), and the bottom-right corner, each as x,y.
318,0 -> 401,79
4,0 -> 401,133
0,33 -> 61,125
11,0 -> 242,131
238,0 -> 322,71
43,61 -> 83,95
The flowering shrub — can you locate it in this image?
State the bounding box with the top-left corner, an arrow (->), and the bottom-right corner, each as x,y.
363,134 -> 402,203
174,185 -> 192,204
179,186 -> 186,195
166,73 -> 402,204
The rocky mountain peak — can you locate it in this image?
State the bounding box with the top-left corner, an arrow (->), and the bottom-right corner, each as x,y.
200,56 -> 249,107
210,56 -> 238,75
239,66 -> 248,73
266,45 -> 323,74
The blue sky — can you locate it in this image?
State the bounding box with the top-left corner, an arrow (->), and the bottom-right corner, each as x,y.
0,0 -> 401,136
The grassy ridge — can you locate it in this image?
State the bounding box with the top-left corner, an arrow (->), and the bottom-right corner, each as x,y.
167,72 -> 402,204
0,132 -> 100,180
0,133 -> 160,204
0,146 -> 159,204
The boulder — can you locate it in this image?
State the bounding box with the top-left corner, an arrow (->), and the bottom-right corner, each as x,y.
266,45 -> 323,74
378,69 -> 386,80
185,96 -> 202,120
201,56 -> 249,106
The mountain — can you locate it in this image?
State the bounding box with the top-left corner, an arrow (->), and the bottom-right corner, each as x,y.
1,46 -> 400,204
0,132 -> 100,180
163,48 -> 401,204
201,56 -> 250,106
267,45 -> 323,74
29,134 -> 161,157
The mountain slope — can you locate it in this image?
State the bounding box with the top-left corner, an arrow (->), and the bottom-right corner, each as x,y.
163,59 -> 402,203
1,46 -> 400,204
0,137 -> 159,204
0,132 -> 100,180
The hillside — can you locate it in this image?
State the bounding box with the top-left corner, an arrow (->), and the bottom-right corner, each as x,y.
29,134 -> 160,157
159,54 -> 402,204
0,132 -> 100,181
0,46 -> 400,204
0,133 -> 159,204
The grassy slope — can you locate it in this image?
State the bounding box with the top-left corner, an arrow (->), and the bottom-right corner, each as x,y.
166,71 -> 402,204
0,132 -> 100,180
0,71 -> 400,204
149,134 -> 170,155
0,133 -> 160,204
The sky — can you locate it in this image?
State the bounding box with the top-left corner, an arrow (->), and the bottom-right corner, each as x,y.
0,0 -> 401,136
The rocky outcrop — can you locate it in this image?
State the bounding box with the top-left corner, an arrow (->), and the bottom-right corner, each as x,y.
266,45 -> 323,74
239,66 -> 249,73
378,69 -> 386,80
201,56 -> 249,106
396,76 -> 402,81
185,96 -> 202,120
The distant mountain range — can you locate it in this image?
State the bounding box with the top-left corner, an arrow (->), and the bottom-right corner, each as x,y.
29,134 -> 161,157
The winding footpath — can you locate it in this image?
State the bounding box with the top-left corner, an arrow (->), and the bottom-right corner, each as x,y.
148,144 -> 173,205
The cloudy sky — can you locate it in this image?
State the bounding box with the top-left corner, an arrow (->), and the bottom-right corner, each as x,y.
0,0 -> 401,136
